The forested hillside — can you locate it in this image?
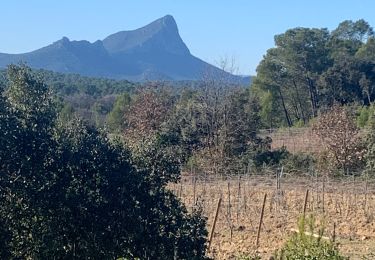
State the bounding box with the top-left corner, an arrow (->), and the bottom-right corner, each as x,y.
0,68 -> 138,126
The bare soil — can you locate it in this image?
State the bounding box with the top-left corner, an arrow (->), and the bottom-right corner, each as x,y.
172,175 -> 375,259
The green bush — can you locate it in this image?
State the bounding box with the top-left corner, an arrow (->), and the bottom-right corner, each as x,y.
274,215 -> 347,259
357,105 -> 371,127
357,104 -> 375,128
252,147 -> 289,168
0,65 -> 209,259
244,137 -> 290,169
281,152 -> 315,175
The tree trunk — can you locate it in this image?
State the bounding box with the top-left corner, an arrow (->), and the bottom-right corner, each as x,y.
278,88 -> 292,127
307,77 -> 318,117
292,79 -> 306,123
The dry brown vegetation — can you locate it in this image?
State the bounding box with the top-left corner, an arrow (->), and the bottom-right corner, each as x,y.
261,126 -> 370,155
172,174 -> 375,259
259,128 -> 323,154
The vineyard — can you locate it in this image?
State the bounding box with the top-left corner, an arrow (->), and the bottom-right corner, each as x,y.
173,173 -> 375,259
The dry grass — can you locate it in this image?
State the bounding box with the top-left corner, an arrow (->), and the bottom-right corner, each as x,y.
172,174 -> 375,259
259,128 -> 322,154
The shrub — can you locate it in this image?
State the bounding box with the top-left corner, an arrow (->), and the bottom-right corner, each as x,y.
280,152 -> 315,175
274,215 -> 347,259
312,105 -> 366,174
357,105 -> 371,128
253,148 -> 289,168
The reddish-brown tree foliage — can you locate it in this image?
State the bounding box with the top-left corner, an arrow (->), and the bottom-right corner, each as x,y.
312,105 -> 366,174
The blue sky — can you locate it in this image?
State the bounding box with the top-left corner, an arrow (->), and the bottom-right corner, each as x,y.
1,0 -> 375,75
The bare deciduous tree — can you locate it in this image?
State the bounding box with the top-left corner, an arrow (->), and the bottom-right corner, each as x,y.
312,105 -> 366,174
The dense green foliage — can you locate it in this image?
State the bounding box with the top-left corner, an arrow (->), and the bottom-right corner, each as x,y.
0,65 -> 208,259
0,68 -> 136,127
280,152 -> 315,175
253,19 -> 375,128
107,93 -> 131,132
0,68 -> 136,97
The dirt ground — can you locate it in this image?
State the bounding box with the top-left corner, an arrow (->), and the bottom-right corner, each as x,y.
172,175 -> 375,259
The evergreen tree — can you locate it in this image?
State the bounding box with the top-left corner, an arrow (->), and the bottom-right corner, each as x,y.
107,92 -> 131,132
0,65 -> 208,259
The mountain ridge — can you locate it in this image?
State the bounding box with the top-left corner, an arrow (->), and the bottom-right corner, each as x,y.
0,15 -> 251,84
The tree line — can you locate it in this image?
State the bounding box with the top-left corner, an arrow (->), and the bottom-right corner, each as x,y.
252,19 -> 375,127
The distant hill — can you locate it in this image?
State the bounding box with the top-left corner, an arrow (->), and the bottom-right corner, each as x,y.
0,68 -> 136,97
0,15 -> 251,84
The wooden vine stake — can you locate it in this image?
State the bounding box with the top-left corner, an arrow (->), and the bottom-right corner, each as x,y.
208,196 -> 222,251
227,182 -> 232,220
365,182 -> 368,212
256,193 -> 267,248
303,189 -> 309,219
237,175 -> 241,223
322,177 -> 325,213
193,176 -> 197,207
